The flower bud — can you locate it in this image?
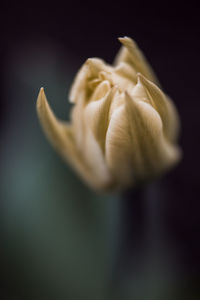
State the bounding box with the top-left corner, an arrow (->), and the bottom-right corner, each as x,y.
36,37 -> 181,191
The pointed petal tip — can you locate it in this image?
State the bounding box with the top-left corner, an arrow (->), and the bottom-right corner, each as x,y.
136,73 -> 150,86
124,90 -> 133,102
36,87 -> 47,111
124,90 -> 129,96
137,72 -> 160,91
124,90 -> 132,98
38,87 -> 45,96
37,87 -> 45,98
124,90 -> 139,109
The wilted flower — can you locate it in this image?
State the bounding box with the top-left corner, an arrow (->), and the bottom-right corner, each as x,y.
37,37 -> 181,191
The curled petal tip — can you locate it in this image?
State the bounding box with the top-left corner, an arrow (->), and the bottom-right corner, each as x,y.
136,72 -> 142,78
86,58 -> 96,65
86,57 -> 104,68
118,37 -> 134,48
118,36 -> 136,47
118,36 -> 130,42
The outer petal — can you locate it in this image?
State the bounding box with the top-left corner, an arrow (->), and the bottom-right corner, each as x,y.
105,103 -> 136,188
36,88 -> 112,190
105,91 -> 181,189
70,86 -> 115,190
114,37 -> 159,85
138,74 -> 180,142
124,92 -> 181,176
71,95 -> 86,150
81,128 -> 114,190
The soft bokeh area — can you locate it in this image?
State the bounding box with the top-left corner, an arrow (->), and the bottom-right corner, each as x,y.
1,38 -> 122,299
1,2 -> 200,299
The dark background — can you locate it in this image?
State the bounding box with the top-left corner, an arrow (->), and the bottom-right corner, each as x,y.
1,1 -> 200,299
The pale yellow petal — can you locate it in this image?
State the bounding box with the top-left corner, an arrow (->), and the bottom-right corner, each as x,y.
69,58 -> 110,104
86,58 -> 110,75
82,128 -> 114,190
105,103 -> 136,187
114,37 -> 159,85
37,88 -> 73,154
108,90 -> 125,119
71,96 -> 86,150
130,75 -> 150,104
105,90 -> 180,188
90,80 -> 111,102
138,74 -> 180,142
114,62 -> 137,82
36,88 -> 110,190
84,87 -> 117,151
124,92 -> 181,176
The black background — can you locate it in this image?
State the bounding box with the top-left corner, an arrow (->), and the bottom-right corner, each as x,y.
1,0 -> 200,298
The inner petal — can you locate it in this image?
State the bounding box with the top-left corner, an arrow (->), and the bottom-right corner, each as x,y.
90,80 -> 111,101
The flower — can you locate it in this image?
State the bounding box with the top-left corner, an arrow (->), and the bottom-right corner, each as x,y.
36,37 -> 181,191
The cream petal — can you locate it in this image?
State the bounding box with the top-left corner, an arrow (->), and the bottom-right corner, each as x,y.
37,88 -> 73,154
130,75 -> 150,104
108,90 -> 125,119
71,96 -> 86,150
109,72 -> 135,93
114,37 -> 159,85
69,58 -> 110,104
86,58 -> 110,76
124,92 -> 181,176
114,62 -> 137,82
90,80 -> 111,101
36,88 -> 108,190
138,74 -> 180,142
105,103 -> 136,187
71,81 -> 111,151
84,87 -> 117,151
70,88 -> 114,190
82,128 -> 114,190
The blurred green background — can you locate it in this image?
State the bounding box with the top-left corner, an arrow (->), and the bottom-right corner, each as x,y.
1,39 -> 123,299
